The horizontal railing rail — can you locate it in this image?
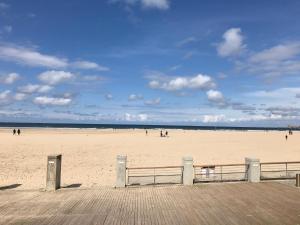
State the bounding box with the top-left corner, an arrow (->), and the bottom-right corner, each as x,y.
194,163 -> 248,183
126,166 -> 183,186
260,161 -> 300,180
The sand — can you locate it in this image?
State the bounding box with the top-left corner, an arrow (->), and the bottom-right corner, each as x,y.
0,128 -> 299,190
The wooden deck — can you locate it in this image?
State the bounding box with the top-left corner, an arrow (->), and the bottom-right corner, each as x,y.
0,182 -> 300,225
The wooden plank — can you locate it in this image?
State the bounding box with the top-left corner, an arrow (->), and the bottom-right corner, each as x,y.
0,182 -> 300,225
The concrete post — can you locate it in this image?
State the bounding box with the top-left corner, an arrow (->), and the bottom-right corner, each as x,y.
245,157 -> 260,183
116,155 -> 127,188
46,154 -> 62,191
182,156 -> 194,185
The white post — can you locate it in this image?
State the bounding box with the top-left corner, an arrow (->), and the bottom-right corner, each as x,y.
245,157 -> 260,183
182,156 -> 194,185
116,155 -> 127,188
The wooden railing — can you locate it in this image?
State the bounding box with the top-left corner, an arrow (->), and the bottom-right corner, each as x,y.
260,161 -> 300,180
126,166 -> 183,186
194,163 -> 248,183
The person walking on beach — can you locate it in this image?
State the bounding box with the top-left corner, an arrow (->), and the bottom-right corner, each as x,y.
165,130 -> 168,137
17,129 -> 21,136
145,130 -> 148,135
160,130 -> 163,137
285,135 -> 288,140
13,129 -> 16,135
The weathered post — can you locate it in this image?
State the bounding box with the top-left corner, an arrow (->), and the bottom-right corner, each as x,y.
46,154 -> 62,191
296,174 -> 300,187
182,156 -> 194,185
116,155 -> 127,188
245,157 -> 260,183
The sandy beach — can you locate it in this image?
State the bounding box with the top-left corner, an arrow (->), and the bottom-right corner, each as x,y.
0,128 -> 299,190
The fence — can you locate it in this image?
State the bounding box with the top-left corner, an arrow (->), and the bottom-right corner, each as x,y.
194,163 -> 248,183
260,161 -> 300,180
126,166 -> 183,186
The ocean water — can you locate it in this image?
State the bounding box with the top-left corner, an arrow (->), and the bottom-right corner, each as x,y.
0,122 -> 297,131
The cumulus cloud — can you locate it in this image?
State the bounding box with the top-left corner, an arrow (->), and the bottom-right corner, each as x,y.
144,97 -> 160,106
0,72 -> 20,84
128,94 -> 143,101
71,61 -> 110,71
18,84 -> 53,94
217,28 -> 245,57
33,96 -> 72,106
148,73 -> 215,92
38,70 -> 75,85
110,0 -> 169,10
206,90 -> 224,102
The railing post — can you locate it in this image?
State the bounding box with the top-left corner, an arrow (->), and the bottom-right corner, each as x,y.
116,155 -> 127,188
46,154 -> 62,191
245,157 -> 260,183
182,156 -> 194,185
296,174 -> 300,187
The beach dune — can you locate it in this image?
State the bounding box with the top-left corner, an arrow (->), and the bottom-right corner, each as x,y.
0,128 -> 299,190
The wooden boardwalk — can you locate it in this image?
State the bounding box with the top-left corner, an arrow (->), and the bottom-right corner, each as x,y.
0,182 -> 300,225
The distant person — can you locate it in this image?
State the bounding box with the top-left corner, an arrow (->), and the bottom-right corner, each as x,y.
146,130 -> 148,135
160,130 -> 163,137
17,129 -> 21,136
13,129 -> 16,135
285,135 -> 288,140
165,131 -> 168,137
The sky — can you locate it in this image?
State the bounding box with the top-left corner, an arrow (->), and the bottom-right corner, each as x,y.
0,0 -> 300,126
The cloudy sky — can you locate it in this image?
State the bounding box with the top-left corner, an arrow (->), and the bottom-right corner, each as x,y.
0,0 -> 300,126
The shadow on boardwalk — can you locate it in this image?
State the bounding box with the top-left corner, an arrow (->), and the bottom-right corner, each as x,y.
0,184 -> 22,191
0,182 -> 300,225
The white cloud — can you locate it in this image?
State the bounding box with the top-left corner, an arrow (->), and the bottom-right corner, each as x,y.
141,0 -> 169,9
0,72 -> 20,84
71,61 -> 110,71
0,43 -> 109,71
33,96 -> 72,106
202,114 -> 225,123
14,93 -> 27,101
38,70 -> 75,85
18,84 -> 53,94
148,73 -> 215,91
0,44 -> 68,68
176,37 -> 197,47
206,90 -> 224,102
217,28 -> 245,57
144,97 -> 160,105
124,113 -> 148,121
128,94 -> 143,101
110,0 -> 169,10
0,90 -> 11,104
105,93 -> 113,100
240,42 -> 300,77
249,43 -> 300,63
246,87 -> 300,99
0,2 -> 9,10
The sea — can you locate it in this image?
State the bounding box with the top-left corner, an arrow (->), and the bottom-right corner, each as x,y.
0,122 -> 298,131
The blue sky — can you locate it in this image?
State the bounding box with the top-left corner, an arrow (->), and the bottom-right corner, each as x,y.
0,0 -> 300,126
